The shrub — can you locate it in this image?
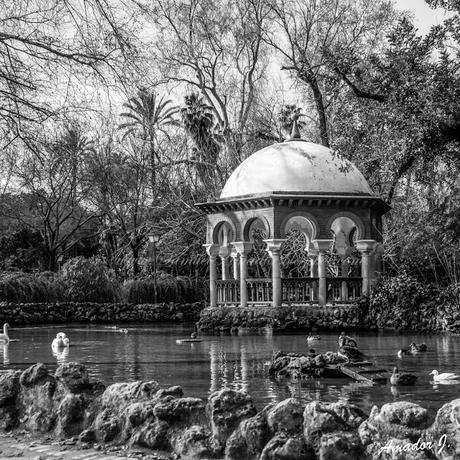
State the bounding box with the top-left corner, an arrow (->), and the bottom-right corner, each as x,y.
121,273 -> 206,304
0,271 -> 66,302
367,273 -> 439,330
61,257 -> 118,302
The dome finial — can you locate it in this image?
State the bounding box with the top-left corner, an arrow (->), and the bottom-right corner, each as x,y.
288,110 -> 303,141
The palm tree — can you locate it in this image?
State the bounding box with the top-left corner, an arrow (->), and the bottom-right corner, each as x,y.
278,105 -> 307,139
118,88 -> 178,194
180,93 -> 221,190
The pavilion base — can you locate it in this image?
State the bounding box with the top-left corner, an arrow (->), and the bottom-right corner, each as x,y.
197,304 -> 367,333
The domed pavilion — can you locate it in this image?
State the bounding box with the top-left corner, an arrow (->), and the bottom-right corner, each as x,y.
197,125 -> 390,308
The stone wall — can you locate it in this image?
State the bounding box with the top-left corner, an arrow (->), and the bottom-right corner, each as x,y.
1,362 -> 459,459
197,304 -> 365,332
0,301 -> 205,325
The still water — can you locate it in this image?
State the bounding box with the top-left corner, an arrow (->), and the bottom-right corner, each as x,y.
2,323 -> 460,416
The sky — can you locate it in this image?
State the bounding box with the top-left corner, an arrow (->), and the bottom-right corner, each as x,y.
395,0 -> 452,33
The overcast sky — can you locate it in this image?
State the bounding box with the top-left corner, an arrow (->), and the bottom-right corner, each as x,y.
395,0 -> 451,34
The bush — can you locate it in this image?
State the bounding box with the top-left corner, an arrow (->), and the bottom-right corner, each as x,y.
0,271 -> 66,302
61,257 -> 118,302
367,273 -> 439,330
121,273 -> 206,304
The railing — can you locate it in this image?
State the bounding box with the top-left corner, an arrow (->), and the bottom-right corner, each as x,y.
216,277 -> 363,305
282,277 -> 318,303
246,278 -> 272,303
326,277 -> 362,303
216,279 -> 240,304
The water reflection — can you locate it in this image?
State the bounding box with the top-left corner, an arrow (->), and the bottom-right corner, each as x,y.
52,346 -> 69,365
2,343 -> 9,365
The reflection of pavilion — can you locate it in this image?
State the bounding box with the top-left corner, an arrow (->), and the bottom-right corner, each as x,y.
198,124 -> 390,308
208,340 -> 278,403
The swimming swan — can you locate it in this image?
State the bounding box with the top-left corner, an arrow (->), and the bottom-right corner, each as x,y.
52,332 -> 70,349
0,323 -> 10,343
430,370 -> 459,382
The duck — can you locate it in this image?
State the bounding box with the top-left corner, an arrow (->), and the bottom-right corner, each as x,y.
397,348 -> 411,359
118,328 -> 128,334
0,323 -> 10,343
430,370 -> 459,382
390,367 -> 418,386
306,333 -> 320,343
410,342 -> 427,353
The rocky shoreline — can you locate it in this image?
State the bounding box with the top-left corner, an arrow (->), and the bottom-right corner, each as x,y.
0,301 -> 205,325
0,361 -> 459,459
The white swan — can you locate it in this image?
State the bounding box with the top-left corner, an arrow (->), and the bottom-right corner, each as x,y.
0,323 -> 10,343
430,370 -> 459,382
52,332 -> 70,349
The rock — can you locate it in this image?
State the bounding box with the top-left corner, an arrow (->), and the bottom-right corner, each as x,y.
94,408 -> 121,442
56,394 -> 87,438
131,420 -> 170,450
123,402 -> 155,430
225,409 -> 271,460
153,397 -> 206,426
20,363 -> 50,387
260,434 -> 314,459
427,397 -> 460,458
267,398 -> 304,435
359,402 -> 430,447
171,425 -> 213,458
207,389 -> 257,447
377,402 -> 430,428
0,370 -> 21,406
55,363 -> 89,393
79,428 -> 96,443
318,432 -> 364,460
101,380 -> 160,411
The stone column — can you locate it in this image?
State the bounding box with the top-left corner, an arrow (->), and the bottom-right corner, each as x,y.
231,249 -> 240,280
264,239 -> 285,308
308,249 -> 319,302
313,240 -> 334,306
219,246 -> 230,281
341,257 -> 349,301
232,242 -> 253,308
204,243 -> 220,307
356,240 -> 377,296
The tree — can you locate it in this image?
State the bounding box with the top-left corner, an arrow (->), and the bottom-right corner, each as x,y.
0,0 -> 140,151
264,0 -> 398,146
151,0 -> 269,170
12,124 -> 98,270
119,88 -> 179,196
180,93 -> 223,191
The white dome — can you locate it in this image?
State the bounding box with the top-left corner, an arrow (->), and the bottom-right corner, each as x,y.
220,140 -> 373,199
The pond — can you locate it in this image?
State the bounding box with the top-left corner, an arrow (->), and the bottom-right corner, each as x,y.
2,323 -> 460,416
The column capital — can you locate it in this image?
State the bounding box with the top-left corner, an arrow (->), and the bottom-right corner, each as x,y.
204,243 -> 220,257
263,238 -> 285,254
308,249 -> 319,258
230,247 -> 240,259
219,245 -> 231,258
312,239 -> 334,252
232,241 -> 253,255
355,240 -> 377,254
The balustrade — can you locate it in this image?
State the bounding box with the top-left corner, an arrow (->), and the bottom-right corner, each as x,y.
216,280 -> 240,304
326,277 -> 362,303
246,278 -> 272,303
216,277 -> 362,305
282,278 -> 318,303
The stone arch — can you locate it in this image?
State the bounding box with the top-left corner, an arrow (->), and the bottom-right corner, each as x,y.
280,212 -> 320,249
211,218 -> 237,245
327,212 -> 365,241
242,216 -> 271,242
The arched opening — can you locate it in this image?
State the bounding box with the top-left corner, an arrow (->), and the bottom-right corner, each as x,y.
245,218 -> 270,279
281,229 -> 310,278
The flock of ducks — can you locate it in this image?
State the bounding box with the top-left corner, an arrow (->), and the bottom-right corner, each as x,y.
306,332 -> 460,386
